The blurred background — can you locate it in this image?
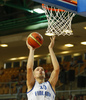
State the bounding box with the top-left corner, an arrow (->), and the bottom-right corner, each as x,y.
0,0 -> 86,100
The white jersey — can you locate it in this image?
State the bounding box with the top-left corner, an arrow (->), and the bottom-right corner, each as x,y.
27,81 -> 55,100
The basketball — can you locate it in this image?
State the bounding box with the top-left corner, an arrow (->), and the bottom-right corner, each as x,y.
27,32 -> 43,49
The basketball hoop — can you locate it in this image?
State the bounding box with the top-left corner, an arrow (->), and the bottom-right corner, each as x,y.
42,4 -> 75,36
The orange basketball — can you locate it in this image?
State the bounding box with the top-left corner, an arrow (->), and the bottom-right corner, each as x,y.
27,32 -> 43,49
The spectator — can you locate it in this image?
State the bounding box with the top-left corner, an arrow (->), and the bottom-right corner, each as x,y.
83,96 -> 86,100
69,58 -> 76,67
11,75 -> 15,82
56,96 -> 60,100
47,70 -> 51,77
20,61 -> 27,72
21,97 -> 26,100
77,57 -> 83,64
22,82 -> 27,93
67,95 -> 73,100
16,81 -> 23,94
61,95 -> 66,100
11,83 -> 17,94
59,62 -> 64,70
79,95 -> 84,100
11,75 -> 18,82
4,84 -> 10,94
76,57 -> 84,67
0,67 -> 4,75
21,95 -> 27,100
73,96 -> 78,100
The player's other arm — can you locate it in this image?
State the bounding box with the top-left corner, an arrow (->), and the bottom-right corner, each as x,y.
48,36 -> 60,91
26,40 -> 35,91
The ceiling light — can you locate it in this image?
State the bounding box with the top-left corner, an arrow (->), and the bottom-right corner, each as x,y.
9,56 -> 27,61
30,10 -> 34,13
65,44 -> 74,47
84,27 -> 86,29
81,41 -> 86,45
0,44 -> 8,47
63,30 -> 73,33
61,51 -> 70,54
9,58 -> 17,61
73,53 -> 80,56
45,33 -> 55,36
62,30 -> 73,36
34,55 -> 40,58
18,57 -> 27,60
33,8 -> 45,13
25,22 -> 48,30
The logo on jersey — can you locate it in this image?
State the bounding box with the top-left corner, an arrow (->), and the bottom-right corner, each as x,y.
35,91 -> 51,97
35,85 -> 51,97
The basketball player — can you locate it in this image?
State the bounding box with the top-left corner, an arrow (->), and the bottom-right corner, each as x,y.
26,36 -> 60,100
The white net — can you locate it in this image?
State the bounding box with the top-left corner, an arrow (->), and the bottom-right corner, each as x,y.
42,4 -> 75,36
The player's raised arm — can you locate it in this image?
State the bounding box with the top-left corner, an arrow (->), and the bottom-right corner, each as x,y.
48,36 -> 60,91
26,39 -> 35,91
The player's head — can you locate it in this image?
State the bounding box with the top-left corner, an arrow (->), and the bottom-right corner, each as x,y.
34,66 -> 45,80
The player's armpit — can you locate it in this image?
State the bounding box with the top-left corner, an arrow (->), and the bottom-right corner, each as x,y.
48,69 -> 59,89
27,67 -> 35,87
27,81 -> 35,92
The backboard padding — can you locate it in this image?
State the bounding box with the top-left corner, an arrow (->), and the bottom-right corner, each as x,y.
32,0 -> 86,17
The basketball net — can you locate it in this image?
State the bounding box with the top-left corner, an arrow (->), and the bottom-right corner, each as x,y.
42,4 -> 75,36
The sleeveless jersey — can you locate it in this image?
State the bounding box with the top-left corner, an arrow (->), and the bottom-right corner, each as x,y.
27,81 -> 55,100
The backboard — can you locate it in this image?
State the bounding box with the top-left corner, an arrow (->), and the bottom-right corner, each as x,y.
32,0 -> 86,17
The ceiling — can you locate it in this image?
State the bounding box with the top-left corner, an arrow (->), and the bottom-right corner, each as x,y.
0,0 -> 86,63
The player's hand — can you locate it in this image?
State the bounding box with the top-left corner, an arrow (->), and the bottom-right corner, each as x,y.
48,36 -> 56,49
26,38 -> 35,51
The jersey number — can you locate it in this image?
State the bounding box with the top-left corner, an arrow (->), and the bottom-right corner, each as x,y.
40,85 -> 47,90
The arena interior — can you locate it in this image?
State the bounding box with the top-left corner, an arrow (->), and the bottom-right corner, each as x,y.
0,0 -> 86,100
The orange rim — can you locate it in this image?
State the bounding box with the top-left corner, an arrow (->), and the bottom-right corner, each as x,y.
72,0 -> 77,4
62,0 -> 77,5
42,4 -> 65,12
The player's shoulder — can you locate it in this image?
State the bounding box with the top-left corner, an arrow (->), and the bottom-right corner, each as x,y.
47,80 -> 55,93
